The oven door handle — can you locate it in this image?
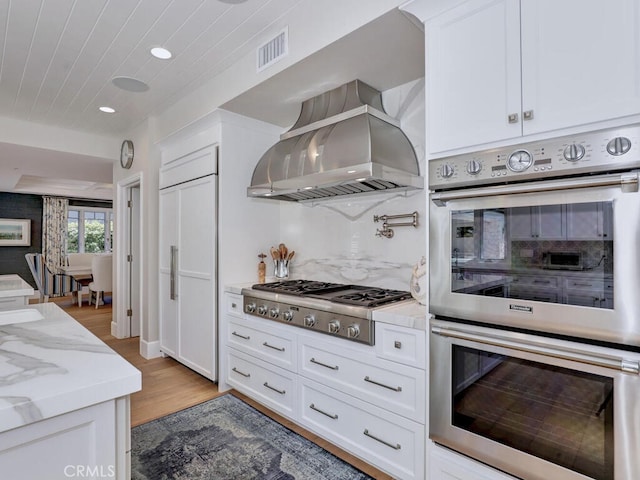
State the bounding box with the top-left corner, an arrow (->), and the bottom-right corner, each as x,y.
431,171 -> 639,206
432,324 -> 640,374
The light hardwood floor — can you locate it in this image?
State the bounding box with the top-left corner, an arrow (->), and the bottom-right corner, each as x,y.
50,296 -> 393,479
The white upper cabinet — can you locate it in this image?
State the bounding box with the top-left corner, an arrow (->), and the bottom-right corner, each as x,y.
426,0 -> 640,154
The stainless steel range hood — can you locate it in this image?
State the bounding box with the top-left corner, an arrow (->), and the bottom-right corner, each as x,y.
248,80 -> 423,202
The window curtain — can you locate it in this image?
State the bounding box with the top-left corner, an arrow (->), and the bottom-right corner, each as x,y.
42,196 -> 68,271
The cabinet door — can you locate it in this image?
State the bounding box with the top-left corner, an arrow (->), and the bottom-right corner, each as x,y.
159,188 -> 178,357
566,202 -> 612,240
521,0 -> 640,135
426,0 -> 521,153
510,205 -> 563,239
177,175 -> 217,379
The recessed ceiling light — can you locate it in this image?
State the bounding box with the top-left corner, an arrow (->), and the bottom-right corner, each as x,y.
112,76 -> 149,93
99,106 -> 115,113
150,47 -> 172,59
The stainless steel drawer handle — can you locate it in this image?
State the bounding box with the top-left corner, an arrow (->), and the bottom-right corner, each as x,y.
363,429 -> 401,450
364,376 -> 402,392
573,283 -> 594,287
231,367 -> 250,378
310,357 -> 339,370
533,280 -> 551,284
232,331 -> 250,340
263,382 -> 286,395
309,403 -> 338,419
263,342 -> 285,352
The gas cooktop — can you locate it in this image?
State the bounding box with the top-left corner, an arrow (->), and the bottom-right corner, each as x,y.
251,279 -> 411,308
242,280 -> 412,345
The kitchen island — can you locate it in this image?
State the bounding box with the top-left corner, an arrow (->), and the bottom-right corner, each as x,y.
0,275 -> 34,310
0,303 -> 141,480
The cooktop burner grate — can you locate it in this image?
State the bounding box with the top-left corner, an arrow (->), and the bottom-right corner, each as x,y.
252,280 -> 411,307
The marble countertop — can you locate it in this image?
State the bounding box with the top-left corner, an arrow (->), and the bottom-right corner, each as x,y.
0,275 -> 34,298
225,282 -> 428,330
0,303 -> 141,433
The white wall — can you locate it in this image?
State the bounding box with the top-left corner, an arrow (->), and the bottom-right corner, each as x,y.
277,78 -> 426,291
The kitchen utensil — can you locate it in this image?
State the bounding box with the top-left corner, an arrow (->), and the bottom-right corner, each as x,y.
270,247 -> 279,261
287,250 -> 295,261
279,243 -> 287,260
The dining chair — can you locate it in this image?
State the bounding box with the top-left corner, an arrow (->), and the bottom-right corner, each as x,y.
24,253 -> 81,303
89,255 -> 112,309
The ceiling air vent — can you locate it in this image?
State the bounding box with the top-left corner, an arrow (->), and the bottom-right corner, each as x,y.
257,27 -> 288,72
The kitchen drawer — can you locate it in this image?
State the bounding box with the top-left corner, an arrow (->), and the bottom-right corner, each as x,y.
226,349 -> 296,419
299,377 -> 424,480
509,275 -> 557,288
0,296 -> 27,310
299,334 -> 425,423
375,323 -> 426,369
225,293 -> 244,318
227,316 -> 296,371
564,277 -> 612,292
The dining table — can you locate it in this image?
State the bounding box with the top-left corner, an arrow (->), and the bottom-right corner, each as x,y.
60,266 -> 92,307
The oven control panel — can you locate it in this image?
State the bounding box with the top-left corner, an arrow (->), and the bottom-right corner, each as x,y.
243,295 -> 374,345
429,123 -> 640,190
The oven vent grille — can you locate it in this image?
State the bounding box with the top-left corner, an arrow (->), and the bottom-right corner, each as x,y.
268,179 -> 409,202
257,27 -> 288,72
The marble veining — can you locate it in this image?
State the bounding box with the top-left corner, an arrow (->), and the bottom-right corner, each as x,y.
0,303 -> 140,433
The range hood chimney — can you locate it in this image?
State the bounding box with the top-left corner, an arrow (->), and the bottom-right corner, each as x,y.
248,80 -> 423,202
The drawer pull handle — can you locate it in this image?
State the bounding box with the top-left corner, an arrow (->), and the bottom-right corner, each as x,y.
533,280 -> 551,284
363,429 -> 401,450
310,357 -> 339,370
231,367 -> 250,378
309,403 -> 338,419
231,302 -> 237,308
232,331 -> 250,340
364,376 -> 402,392
573,283 -> 594,287
263,382 -> 286,395
263,342 -> 285,352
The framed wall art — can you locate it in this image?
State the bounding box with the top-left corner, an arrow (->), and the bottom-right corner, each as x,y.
0,219 -> 31,246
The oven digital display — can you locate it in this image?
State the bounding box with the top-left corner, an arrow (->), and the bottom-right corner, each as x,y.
534,158 -> 551,165
491,165 -> 507,171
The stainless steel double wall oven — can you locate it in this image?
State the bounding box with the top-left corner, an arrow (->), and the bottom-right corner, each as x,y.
428,124 -> 640,480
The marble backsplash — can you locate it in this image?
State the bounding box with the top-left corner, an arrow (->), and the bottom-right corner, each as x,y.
275,79 -> 427,292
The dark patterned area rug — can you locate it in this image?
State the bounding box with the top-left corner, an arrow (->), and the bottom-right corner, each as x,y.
131,394 -> 374,480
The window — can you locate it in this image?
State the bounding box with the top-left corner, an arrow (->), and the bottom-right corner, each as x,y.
67,207 -> 113,253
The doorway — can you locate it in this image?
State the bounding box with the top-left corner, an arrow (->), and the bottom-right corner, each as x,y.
115,173 -> 143,340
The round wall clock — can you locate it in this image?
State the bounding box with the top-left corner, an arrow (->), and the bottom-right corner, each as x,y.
120,140 -> 134,169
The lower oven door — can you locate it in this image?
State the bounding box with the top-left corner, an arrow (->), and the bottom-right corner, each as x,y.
430,318 -> 640,480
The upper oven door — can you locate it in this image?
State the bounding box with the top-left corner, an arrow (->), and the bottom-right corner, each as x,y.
429,171 -> 640,346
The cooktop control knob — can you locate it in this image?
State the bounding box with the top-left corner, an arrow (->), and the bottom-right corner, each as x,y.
466,159 -> 482,175
328,320 -> 341,334
606,136 -> 632,156
346,325 -> 360,338
304,314 -> 316,327
440,163 -> 455,178
257,304 -> 268,315
283,310 -> 294,322
269,307 -> 279,319
563,143 -> 585,162
245,302 -> 256,314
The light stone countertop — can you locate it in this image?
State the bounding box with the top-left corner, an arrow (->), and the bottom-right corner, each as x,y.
0,303 -> 141,433
0,275 -> 34,298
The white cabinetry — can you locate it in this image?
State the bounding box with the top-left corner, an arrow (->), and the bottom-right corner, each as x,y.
566,202 -> 613,240
159,146 -> 217,380
0,399 -> 129,480
429,443 -> 517,480
222,291 -> 426,480
510,205 -> 564,240
426,0 -> 640,154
